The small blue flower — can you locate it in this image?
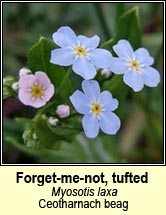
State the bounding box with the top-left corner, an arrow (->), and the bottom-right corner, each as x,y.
70,80 -> 121,138
50,26 -> 112,80
109,39 -> 160,92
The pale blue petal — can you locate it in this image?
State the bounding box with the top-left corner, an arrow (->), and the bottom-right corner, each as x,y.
113,39 -> 134,58
52,26 -> 77,48
134,48 -> 154,66
141,67 -> 160,87
82,113 -> 99,138
123,71 -> 144,92
90,48 -> 112,68
77,35 -> 100,49
69,90 -> 90,114
109,57 -> 128,74
82,80 -> 100,100
73,57 -> 96,80
100,111 -> 121,135
50,48 -> 75,66
99,91 -> 119,111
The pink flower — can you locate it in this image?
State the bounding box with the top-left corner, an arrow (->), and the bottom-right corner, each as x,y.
18,71 -> 54,108
56,104 -> 70,118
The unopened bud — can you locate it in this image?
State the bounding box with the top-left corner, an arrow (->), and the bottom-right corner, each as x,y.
12,82 -> 19,91
23,127 -> 39,148
48,117 -> 59,126
3,76 -> 17,99
19,67 -> 32,77
3,76 -> 17,87
3,85 -> 13,99
56,104 -> 70,118
101,68 -> 111,78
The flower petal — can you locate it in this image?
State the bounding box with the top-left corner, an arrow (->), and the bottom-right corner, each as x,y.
43,85 -> 54,101
109,57 -> 128,74
19,74 -> 35,89
50,48 -> 75,66
82,113 -> 99,138
82,80 -> 100,100
52,26 -> 77,47
35,72 -> 51,88
19,89 -> 48,108
30,98 -> 46,108
99,91 -> 119,111
100,111 -> 121,135
123,71 -> 144,92
77,35 -> 100,49
18,89 -> 32,105
141,67 -> 160,87
113,39 -> 134,58
134,48 -> 154,66
73,57 -> 96,80
69,90 -> 90,114
90,48 -> 112,68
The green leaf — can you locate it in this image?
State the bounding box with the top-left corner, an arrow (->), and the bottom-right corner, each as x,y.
48,123 -> 77,137
115,6 -> 142,49
47,114 -> 81,138
5,137 -> 41,156
34,114 -> 79,149
34,114 -> 61,149
27,36 -> 73,100
100,7 -> 142,50
15,117 -> 32,127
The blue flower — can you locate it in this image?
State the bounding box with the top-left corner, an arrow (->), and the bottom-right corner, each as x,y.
109,39 -> 160,92
50,26 -> 112,80
70,80 -> 121,138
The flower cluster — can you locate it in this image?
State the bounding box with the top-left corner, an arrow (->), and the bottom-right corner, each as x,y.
49,27 -> 160,138
6,26 -> 160,140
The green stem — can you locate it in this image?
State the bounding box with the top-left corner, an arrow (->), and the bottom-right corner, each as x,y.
93,3 -> 112,39
56,67 -> 72,95
100,38 -> 114,48
154,43 -> 163,68
102,75 -> 122,92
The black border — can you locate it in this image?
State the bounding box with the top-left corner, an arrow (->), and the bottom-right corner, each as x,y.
1,0 -> 165,166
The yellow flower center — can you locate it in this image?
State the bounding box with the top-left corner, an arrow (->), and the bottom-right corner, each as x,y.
75,46 -> 87,56
91,102 -> 102,115
129,60 -> 140,71
31,85 -> 44,98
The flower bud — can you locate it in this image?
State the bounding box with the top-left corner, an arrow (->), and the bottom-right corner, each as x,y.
56,104 -> 70,118
101,68 -> 111,78
3,76 -> 17,99
3,76 -> 17,87
22,127 -> 40,148
3,85 -> 13,99
12,82 -> 19,91
48,117 -> 59,126
19,67 -> 32,77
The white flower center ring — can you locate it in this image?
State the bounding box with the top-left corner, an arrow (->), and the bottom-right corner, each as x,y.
129,59 -> 140,71
91,102 -> 102,115
74,46 -> 87,56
